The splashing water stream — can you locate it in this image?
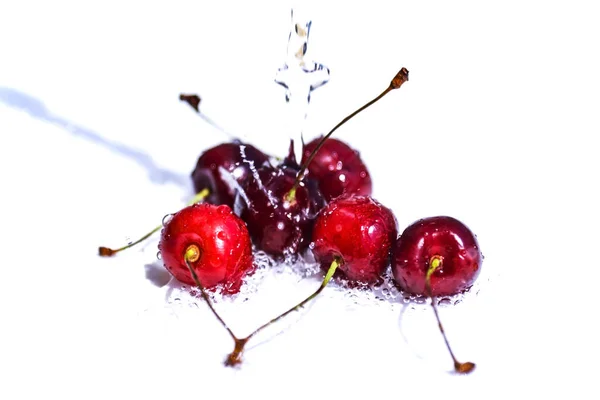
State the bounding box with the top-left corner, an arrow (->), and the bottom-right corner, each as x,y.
275,8 -> 330,162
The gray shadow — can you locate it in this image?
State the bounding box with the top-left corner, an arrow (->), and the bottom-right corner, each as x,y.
0,87 -> 189,187
144,261 -> 172,288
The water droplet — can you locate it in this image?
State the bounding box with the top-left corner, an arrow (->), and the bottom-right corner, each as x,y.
217,205 -> 230,215
156,251 -> 162,260
217,231 -> 227,240
162,213 -> 174,227
438,298 -> 451,306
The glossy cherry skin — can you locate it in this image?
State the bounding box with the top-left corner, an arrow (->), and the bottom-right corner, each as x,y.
159,203 -> 254,295
191,141 -> 269,208
240,162 -> 325,258
393,216 -> 482,297
302,137 -> 372,202
311,195 -> 398,283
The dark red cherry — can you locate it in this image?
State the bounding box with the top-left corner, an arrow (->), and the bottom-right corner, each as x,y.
302,137 -> 372,202
393,216 -> 483,297
311,195 -> 397,283
159,202 -> 253,295
240,143 -> 325,258
191,141 -> 269,208
393,216 -> 480,374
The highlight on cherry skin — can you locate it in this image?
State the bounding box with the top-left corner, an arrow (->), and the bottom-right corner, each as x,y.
159,202 -> 254,295
393,215 -> 483,374
301,137 -> 372,202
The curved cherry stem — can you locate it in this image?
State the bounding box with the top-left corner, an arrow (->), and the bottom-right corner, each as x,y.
98,188 -> 210,257
244,257 -> 340,339
184,256 -> 341,367
426,256 -> 476,374
184,248 -> 238,343
290,68 -> 409,192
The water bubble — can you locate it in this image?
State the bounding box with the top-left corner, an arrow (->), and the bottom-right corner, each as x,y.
217,205 -> 230,215
156,251 -> 162,260
438,298 -> 451,306
162,213 -> 175,227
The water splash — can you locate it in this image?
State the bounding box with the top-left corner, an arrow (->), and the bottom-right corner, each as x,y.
275,8 -> 330,162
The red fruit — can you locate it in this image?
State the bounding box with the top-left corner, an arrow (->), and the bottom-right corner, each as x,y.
393,216 -> 482,297
311,195 -> 397,283
240,143 -> 325,258
191,141 -> 269,208
302,137 -> 372,202
159,203 -> 253,295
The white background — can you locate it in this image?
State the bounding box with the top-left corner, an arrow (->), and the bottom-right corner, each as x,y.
1,1 -> 599,399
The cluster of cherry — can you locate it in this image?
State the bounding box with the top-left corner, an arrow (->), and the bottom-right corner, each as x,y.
100,68 -> 482,373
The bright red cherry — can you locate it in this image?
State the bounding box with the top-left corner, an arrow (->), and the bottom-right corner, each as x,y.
302,137 -> 372,202
191,141 -> 269,208
240,143 -> 325,258
311,195 -> 397,283
159,202 -> 253,295
393,216 -> 482,297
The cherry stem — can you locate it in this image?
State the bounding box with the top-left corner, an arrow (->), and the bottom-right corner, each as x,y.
426,255 -> 476,374
98,188 -> 210,257
184,247 -> 238,344
184,255 -> 341,367
179,93 -> 234,139
243,257 -> 340,340
291,67 -> 409,190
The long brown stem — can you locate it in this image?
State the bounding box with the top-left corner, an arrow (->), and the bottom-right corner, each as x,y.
244,257 -> 340,339
184,255 -> 341,367
426,256 -> 475,374
98,188 -> 210,257
291,67 -> 409,190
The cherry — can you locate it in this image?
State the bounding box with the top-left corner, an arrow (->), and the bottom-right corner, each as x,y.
191,141 -> 269,208
393,216 -> 482,297
240,141 -> 325,258
393,216 -> 482,374
311,195 -> 397,283
301,137 -> 372,202
159,202 -> 253,295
